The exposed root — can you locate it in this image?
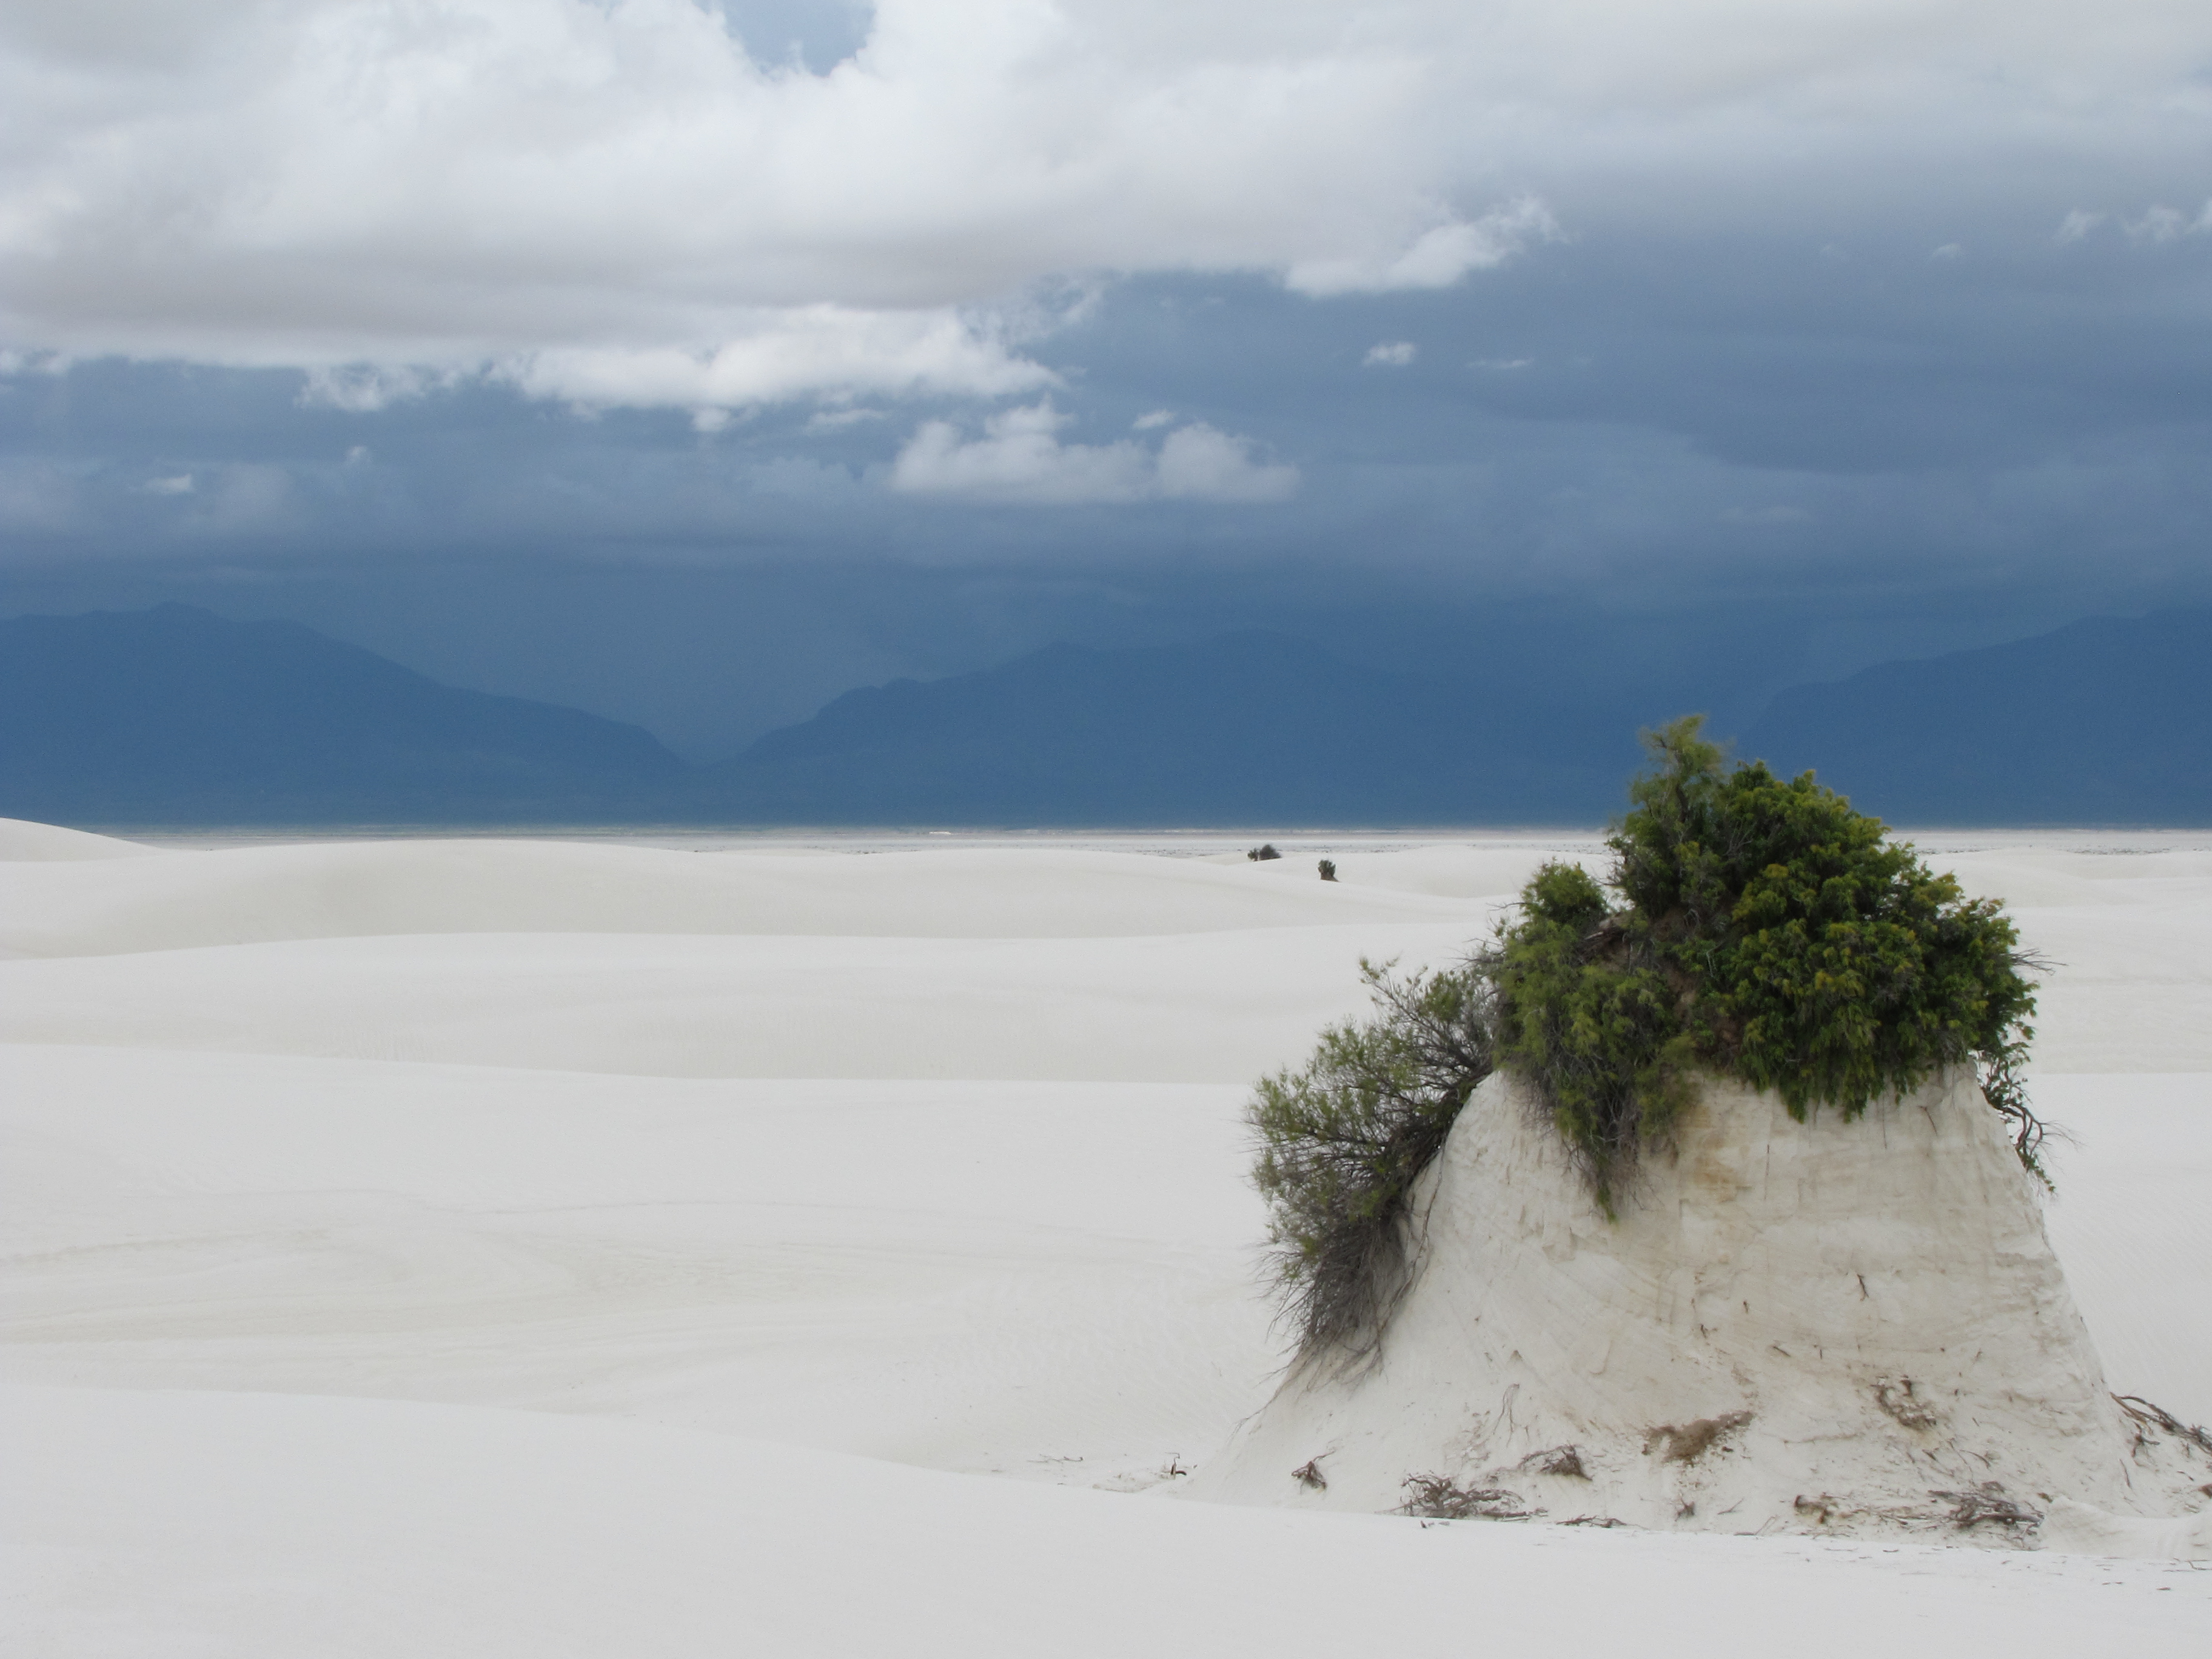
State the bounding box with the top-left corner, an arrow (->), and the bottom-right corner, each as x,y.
1794,1492 -> 1977,1533
2114,1394 -> 2212,1459
1934,1482 -> 2041,1530
1977,1034 -> 2055,1188
1399,1474 -> 1532,1520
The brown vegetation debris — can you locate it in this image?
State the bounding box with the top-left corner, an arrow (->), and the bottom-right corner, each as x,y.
1518,1444 -> 1589,1479
1399,1474 -> 1532,1520
1643,1410 -> 1754,1464
1933,1483 -> 2042,1530
1290,1458 -> 1327,1492
2113,1394 -> 2212,1458
1873,1378 -> 1942,1430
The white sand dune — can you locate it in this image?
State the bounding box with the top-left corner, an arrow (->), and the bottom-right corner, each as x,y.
0,816 -> 156,862
0,1044 -> 1272,1475
4,826 -> 2209,1654
14,1385 -> 2204,1659
0,925 -> 1479,1080
0,838 -> 1491,959
10,1384 -> 2207,1659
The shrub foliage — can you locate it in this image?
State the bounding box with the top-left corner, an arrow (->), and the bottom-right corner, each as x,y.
1250,959 -> 1495,1355
1250,715 -> 2047,1353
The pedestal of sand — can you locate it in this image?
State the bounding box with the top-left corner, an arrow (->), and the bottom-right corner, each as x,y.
1189,1071 -> 2211,1552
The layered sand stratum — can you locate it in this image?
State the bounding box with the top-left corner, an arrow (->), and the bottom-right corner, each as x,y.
3,821 -> 2208,1654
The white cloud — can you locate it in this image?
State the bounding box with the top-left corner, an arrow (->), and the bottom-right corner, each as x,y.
0,348 -> 65,377
2125,206 -> 2187,244
1151,423 -> 1300,503
1288,201 -> 1561,297
1473,357 -> 1532,370
300,365 -> 453,413
2,1 -> 2205,414
1931,242 -> 1963,260
1364,341 -> 1418,367
890,400 -> 1295,505
495,306 -> 1058,412
0,0 -> 1566,410
138,474 -> 195,495
2058,199 -> 2212,248
1131,409 -> 1176,430
2121,201 -> 2212,244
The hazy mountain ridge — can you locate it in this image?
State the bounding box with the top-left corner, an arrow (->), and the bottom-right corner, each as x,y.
4,603 -> 2207,826
0,605 -> 686,823
712,632 -> 1632,823
1743,609 -> 2212,825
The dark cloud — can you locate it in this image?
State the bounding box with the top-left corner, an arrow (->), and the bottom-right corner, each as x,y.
5,2 -> 2208,756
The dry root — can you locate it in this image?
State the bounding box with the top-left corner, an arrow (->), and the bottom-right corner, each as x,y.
1399,1474 -> 1532,1520
1934,1483 -> 2041,1530
2114,1394 -> 2212,1459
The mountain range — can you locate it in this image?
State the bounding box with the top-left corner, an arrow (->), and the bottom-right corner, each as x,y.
0,605 -> 685,824
2,602 -> 2207,826
1742,609 -> 2212,824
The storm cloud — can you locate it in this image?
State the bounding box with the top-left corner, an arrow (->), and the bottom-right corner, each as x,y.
3,1 -> 2208,755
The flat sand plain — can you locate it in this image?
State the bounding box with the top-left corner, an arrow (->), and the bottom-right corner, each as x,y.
3,819 -> 2207,1655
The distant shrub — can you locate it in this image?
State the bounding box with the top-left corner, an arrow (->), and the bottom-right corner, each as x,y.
1249,714 -> 2048,1354
1248,843 -> 1282,862
1318,859 -> 1338,882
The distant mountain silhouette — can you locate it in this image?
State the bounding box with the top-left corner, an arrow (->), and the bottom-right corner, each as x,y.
1741,609 -> 2212,825
700,632 -> 1634,824
10,604 -> 2205,828
0,604 -> 686,824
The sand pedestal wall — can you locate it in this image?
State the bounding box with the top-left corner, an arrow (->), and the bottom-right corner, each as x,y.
1189,1070 -> 2211,1547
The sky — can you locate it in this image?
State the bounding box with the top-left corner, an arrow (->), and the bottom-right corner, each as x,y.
3,0 -> 2209,758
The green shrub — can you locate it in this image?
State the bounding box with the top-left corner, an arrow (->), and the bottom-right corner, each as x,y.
1249,714 -> 2049,1352
1519,715 -> 2041,1198
1250,958 -> 1495,1354
1484,860 -> 1699,1212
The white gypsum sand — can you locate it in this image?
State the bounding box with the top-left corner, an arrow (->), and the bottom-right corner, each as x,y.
2,816 -> 2208,1655
1183,1069 -> 2212,1548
